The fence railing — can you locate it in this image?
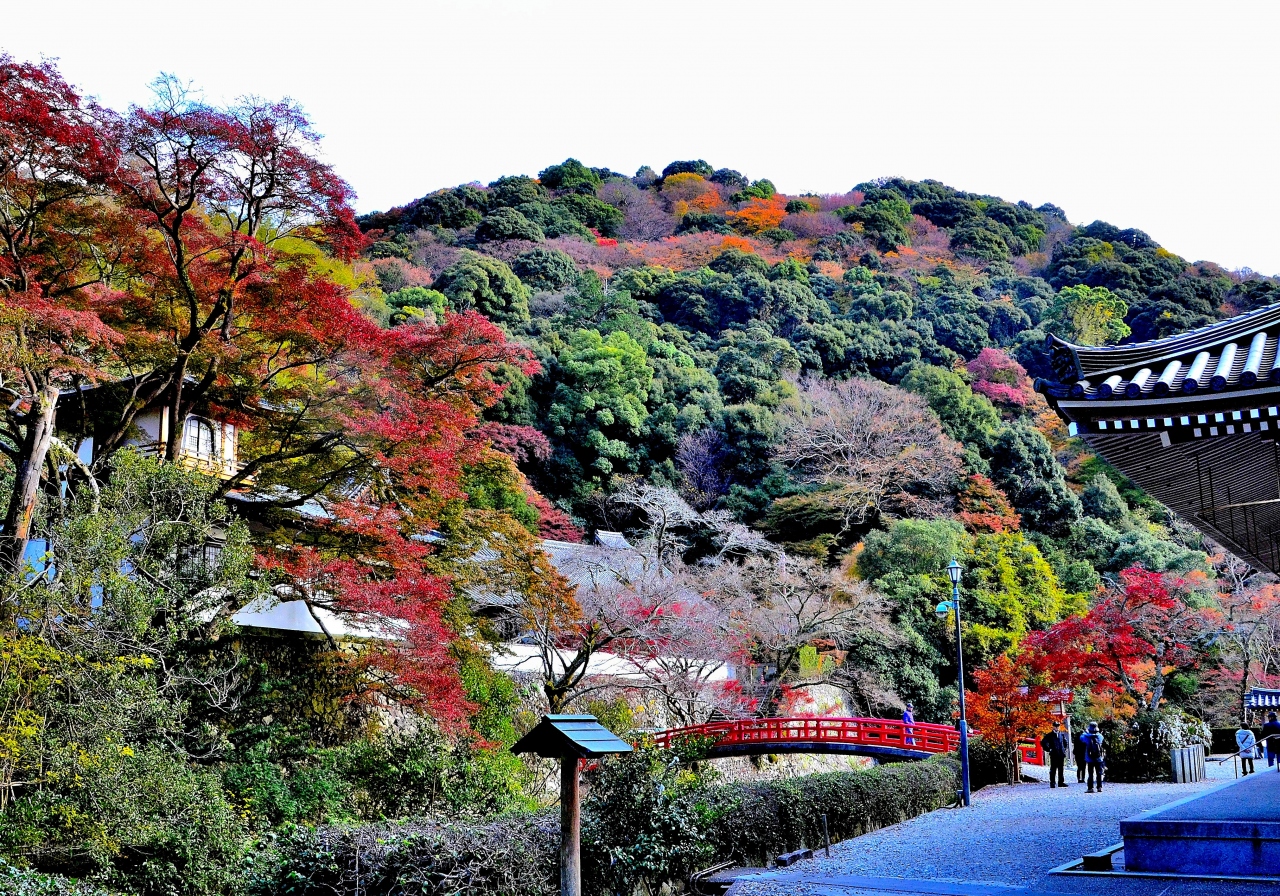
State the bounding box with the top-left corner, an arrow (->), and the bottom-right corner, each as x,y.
652,717 -> 961,755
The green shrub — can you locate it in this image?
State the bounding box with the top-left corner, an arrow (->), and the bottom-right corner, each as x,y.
581,747 -> 713,896
4,746 -> 248,896
259,756 -> 960,896
1101,710 -> 1211,783
696,756 -> 959,866
257,817 -> 558,896
965,737 -> 1013,788
0,860 -> 116,896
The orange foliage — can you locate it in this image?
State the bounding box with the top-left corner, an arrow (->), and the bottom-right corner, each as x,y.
967,653 -> 1055,782
814,261 -> 845,280
956,474 -> 1020,533
728,197 -> 787,233
715,236 -> 757,255
662,172 -> 719,205
690,191 -> 725,213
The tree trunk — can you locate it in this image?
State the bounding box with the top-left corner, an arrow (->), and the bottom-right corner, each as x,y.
164,354 -> 190,461
1,384 -> 60,576
1239,642 -> 1253,728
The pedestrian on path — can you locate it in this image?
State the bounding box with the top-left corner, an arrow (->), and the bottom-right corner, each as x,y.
1040,720 -> 1069,787
1081,722 -> 1105,793
902,702 -> 915,746
1262,712 -> 1280,766
1073,727 -> 1086,783
1236,724 -> 1257,775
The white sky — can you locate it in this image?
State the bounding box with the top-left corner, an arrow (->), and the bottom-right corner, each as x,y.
6,1 -> 1280,272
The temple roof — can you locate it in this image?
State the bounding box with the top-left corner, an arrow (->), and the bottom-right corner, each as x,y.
1042,302 -> 1280,399
1037,301 -> 1280,575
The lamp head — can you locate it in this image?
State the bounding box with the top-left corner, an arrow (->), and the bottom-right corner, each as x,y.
946,558 -> 963,586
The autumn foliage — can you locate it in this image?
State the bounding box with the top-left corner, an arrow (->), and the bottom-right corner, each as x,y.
1023,567 -> 1216,710
727,196 -> 788,233
966,652 -> 1055,783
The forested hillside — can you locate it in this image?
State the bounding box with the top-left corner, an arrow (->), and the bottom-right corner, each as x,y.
356,158 -> 1267,715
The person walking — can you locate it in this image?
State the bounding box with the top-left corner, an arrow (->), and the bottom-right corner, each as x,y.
1073,726 -> 1086,783
1236,723 -> 1257,775
1081,721 -> 1105,793
1261,712 -> 1280,766
902,702 -> 915,746
1040,720 -> 1070,787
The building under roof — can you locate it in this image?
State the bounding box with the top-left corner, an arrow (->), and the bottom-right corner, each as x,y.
1037,302 -> 1280,574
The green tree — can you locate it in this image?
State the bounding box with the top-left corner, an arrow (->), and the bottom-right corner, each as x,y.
435,251 -> 531,324
547,329 -> 653,489
0,452 -> 258,894
989,424 -> 1081,533
512,247 -> 579,291
1081,473 -> 1127,523
900,364 -> 1002,453
962,532 -> 1083,663
714,326 -> 800,405
539,157 -> 601,192
1046,284 -> 1131,345
487,174 -> 547,207
515,200 -> 595,239
553,193 -> 625,237
475,207 -> 545,243
386,286 -> 447,324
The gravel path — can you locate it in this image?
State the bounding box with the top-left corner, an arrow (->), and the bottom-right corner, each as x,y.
730,759 -> 1279,896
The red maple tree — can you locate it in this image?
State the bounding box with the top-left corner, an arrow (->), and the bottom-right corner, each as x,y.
1023,567 -> 1216,710
0,57 -> 552,728
967,653 -> 1055,784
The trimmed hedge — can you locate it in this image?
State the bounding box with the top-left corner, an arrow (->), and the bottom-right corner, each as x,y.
0,860 -> 116,896
259,756 -> 960,896
699,756 -> 959,866
259,816 -> 559,896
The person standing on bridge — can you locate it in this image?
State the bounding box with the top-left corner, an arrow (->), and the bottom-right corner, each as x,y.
1040,720 -> 1069,787
902,702 -> 915,746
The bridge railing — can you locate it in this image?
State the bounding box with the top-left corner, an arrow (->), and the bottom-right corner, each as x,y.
652,716 -> 961,755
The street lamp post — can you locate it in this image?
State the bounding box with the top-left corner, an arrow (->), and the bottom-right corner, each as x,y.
937,558 -> 971,807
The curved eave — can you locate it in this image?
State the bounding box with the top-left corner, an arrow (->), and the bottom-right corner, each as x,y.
1039,320 -> 1280,404
1048,300 -> 1280,382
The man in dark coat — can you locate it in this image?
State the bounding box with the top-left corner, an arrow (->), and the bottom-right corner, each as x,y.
1040,720 -> 1070,788
1081,721 -> 1106,792
1073,728 -> 1086,783
1262,712 -> 1280,767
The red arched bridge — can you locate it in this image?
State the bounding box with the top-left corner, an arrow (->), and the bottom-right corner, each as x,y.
653,716 -> 1045,764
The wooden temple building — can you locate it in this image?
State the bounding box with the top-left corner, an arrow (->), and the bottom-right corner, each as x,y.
1037,302 -> 1280,574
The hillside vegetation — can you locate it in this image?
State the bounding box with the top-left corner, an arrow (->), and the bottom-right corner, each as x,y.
356,159 -> 1256,714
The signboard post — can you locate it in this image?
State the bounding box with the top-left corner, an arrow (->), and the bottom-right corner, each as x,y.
512,714 -> 632,896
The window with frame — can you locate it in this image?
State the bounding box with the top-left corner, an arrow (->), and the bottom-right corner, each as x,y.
183,416 -> 218,460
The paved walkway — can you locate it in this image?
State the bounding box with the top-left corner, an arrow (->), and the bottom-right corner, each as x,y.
728,759 -> 1280,896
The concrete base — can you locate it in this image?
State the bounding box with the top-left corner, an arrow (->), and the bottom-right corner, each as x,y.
1120,770 -> 1280,875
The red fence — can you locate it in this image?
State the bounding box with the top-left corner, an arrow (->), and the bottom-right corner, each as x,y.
652,716 -> 961,755
653,716 -> 1046,765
